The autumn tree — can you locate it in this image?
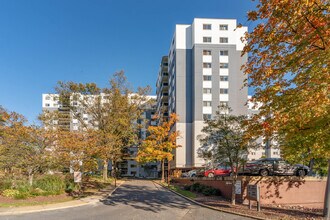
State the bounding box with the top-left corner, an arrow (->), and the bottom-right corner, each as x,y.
242,0 -> 329,216
198,107 -> 257,205
45,71 -> 150,182
242,0 -> 329,167
136,113 -> 180,182
0,109 -> 55,185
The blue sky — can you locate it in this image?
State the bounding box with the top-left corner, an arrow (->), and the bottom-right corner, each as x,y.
0,0 -> 256,124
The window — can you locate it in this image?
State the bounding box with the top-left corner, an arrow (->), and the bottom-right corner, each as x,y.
220,37 -> 228,43
45,103 -> 50,107
203,50 -> 211,55
220,50 -> 228,56
163,92 -> 168,96
130,164 -> 137,168
203,114 -> 212,120
203,101 -> 212,107
203,88 -> 212,93
219,24 -> 228,30
203,76 -> 212,81
203,24 -> 212,30
45,96 -> 50,100
164,103 -> 169,106
203,37 -> 212,43
220,63 -> 229,68
83,117 -> 88,121
220,89 -> 228,94
251,152 -> 256,155
163,82 -> 168,86
219,101 -> 228,106
163,72 -> 168,76
203,63 -> 212,68
220,76 -> 229,81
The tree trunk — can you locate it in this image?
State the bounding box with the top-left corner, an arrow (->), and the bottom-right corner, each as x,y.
308,158 -> 314,175
323,159 -> 330,218
231,175 -> 237,205
28,172 -> 34,186
103,159 -> 108,181
161,160 -> 165,183
113,161 -> 117,187
167,161 -> 170,184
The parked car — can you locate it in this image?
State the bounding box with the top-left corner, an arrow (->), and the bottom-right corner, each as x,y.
243,158 -> 309,177
204,164 -> 233,178
181,169 -> 197,178
196,168 -> 206,177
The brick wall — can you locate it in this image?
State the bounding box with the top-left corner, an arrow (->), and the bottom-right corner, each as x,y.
173,176 -> 326,208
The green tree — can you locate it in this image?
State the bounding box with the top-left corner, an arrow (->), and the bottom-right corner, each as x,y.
198,107 -> 257,205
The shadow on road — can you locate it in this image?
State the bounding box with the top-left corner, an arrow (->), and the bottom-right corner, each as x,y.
99,180 -> 190,213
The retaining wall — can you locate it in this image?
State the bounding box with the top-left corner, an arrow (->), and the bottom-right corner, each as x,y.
173,176 -> 326,208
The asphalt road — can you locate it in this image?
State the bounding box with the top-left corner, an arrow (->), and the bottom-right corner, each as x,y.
0,180 -> 252,220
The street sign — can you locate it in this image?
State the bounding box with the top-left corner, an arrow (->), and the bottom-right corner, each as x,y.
247,184 -> 261,211
235,181 -> 241,194
74,172 -> 82,183
247,184 -> 259,201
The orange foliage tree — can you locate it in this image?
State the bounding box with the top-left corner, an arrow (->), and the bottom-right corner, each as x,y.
136,113 -> 181,182
242,0 -> 329,166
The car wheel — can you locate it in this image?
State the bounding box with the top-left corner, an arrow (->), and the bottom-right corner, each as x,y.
296,169 -> 306,177
259,169 -> 269,176
208,173 -> 214,178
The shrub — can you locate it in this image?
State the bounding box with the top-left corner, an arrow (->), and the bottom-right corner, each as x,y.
33,175 -> 65,195
201,186 -> 221,196
190,182 -> 203,192
0,177 -> 13,192
183,185 -> 191,191
2,189 -> 20,198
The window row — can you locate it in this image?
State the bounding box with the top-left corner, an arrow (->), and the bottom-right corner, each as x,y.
203,24 -> 228,30
203,50 -> 229,56
203,37 -> 228,43
202,76 -> 228,81
202,101 -> 229,105
203,63 -> 229,68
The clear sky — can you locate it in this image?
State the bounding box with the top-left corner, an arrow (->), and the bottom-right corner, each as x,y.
0,0 -> 256,124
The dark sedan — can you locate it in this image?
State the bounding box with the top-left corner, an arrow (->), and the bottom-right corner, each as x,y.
243,158 -> 309,177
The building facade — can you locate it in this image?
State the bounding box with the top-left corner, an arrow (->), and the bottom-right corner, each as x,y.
158,18 -> 248,169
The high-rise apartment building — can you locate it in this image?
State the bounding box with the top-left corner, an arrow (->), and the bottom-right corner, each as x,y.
156,56 -> 169,122
160,18 -> 248,169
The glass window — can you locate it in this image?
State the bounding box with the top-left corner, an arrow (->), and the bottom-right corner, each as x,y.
203,88 -> 212,93
219,24 -> 228,30
203,50 -> 211,55
203,101 -> 212,107
220,50 -> 228,56
203,37 -> 212,43
220,89 -> 228,94
220,37 -> 228,43
220,76 -> 229,81
220,63 -> 229,68
45,96 -> 50,100
203,63 -> 212,68
203,24 -> 212,30
203,76 -> 212,81
203,114 -> 212,120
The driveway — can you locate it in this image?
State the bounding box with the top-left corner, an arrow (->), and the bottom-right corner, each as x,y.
0,180 -> 253,220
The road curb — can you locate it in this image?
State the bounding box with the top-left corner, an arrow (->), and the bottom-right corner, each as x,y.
0,181 -> 125,216
153,181 -> 266,220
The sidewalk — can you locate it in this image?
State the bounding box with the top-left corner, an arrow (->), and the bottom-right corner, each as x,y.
0,180 -> 124,216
